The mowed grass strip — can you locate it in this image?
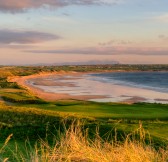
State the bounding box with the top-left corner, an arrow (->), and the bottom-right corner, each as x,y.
18,101 -> 168,120
10,100 -> 168,141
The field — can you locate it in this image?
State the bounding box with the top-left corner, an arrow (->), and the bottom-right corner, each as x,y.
0,65 -> 168,161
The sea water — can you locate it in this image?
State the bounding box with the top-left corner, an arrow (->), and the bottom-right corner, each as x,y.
90,71 -> 168,93
30,71 -> 168,103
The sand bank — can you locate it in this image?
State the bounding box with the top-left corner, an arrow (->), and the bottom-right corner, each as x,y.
8,71 -> 106,101
8,71 -> 168,104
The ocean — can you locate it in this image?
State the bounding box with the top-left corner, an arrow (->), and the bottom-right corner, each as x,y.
90,71 -> 168,93
30,71 -> 168,103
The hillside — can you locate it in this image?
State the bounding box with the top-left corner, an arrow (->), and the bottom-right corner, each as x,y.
0,65 -> 168,161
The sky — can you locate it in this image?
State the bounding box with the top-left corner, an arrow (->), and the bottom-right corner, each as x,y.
0,0 -> 168,65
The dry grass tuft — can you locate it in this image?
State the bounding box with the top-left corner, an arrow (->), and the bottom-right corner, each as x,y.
1,122 -> 168,162
28,123 -> 168,162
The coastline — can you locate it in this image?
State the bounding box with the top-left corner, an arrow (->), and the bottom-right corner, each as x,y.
8,71 -> 107,101
8,70 -> 168,104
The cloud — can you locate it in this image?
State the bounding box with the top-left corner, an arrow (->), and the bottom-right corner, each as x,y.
158,34 -> 168,41
24,46 -> 168,55
25,47 -> 107,55
0,29 -> 60,44
99,39 -> 132,46
0,0 -> 124,13
154,13 -> 168,23
43,16 -> 75,24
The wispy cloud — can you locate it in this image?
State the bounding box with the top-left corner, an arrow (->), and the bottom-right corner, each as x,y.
158,34 -> 168,41
0,29 -> 60,44
43,16 -> 75,24
25,47 -> 106,55
154,13 -> 168,23
24,46 -> 168,55
0,0 -> 125,13
99,39 -> 132,46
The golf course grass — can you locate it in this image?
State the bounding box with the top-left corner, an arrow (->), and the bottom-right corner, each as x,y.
0,65 -> 168,161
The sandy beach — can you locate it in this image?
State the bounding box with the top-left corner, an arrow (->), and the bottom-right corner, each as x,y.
8,71 -> 107,101
8,71 -> 168,104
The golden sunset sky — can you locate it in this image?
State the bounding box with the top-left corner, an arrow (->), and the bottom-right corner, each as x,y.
0,0 -> 168,65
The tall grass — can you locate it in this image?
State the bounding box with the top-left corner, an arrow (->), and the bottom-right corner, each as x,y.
1,122 -> 168,162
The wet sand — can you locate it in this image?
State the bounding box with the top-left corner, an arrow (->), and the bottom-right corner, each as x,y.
8,71 -> 168,104
8,71 -> 107,101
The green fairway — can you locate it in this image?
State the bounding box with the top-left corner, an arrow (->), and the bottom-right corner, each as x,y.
0,99 -> 168,142
14,101 -> 168,120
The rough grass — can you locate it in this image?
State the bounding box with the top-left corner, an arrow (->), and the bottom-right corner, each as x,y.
13,100 -> 168,120
0,98 -> 168,143
0,89 -> 47,104
0,66 -> 168,161
1,122 -> 168,162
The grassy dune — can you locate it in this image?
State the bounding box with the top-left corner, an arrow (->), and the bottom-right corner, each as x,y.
0,66 -> 168,161
1,122 -> 168,162
0,94 -> 168,161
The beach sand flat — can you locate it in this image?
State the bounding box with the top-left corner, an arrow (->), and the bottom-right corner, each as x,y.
8,71 -> 107,101
8,71 -> 168,104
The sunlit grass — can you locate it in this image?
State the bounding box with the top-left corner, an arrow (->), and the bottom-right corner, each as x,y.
0,66 -> 168,161
1,122 -> 168,162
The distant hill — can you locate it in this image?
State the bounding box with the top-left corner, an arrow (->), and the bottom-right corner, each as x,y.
25,60 -> 120,66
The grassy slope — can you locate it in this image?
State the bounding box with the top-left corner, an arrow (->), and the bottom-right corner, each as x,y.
0,66 -> 168,160
1,123 -> 168,162
0,98 -> 168,141
17,101 -> 168,139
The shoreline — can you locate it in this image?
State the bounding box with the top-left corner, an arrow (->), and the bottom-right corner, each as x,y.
8,71 -> 168,104
8,71 -> 107,101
